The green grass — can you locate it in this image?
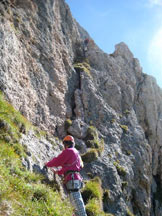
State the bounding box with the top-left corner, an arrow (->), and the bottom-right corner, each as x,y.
113,161 -> 127,177
86,198 -> 114,216
82,126 -> 104,163
82,177 -> 114,216
82,177 -> 103,203
126,207 -> 135,216
119,124 -> 128,133
0,92 -> 31,138
74,61 -> 92,78
0,92 -> 73,215
110,119 -> 116,124
0,92 -> 48,141
86,126 -> 104,151
0,148 -> 73,215
124,110 -> 131,115
64,118 -> 72,130
81,149 -> 99,163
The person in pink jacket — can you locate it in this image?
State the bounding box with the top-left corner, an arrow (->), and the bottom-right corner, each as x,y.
45,135 -> 87,216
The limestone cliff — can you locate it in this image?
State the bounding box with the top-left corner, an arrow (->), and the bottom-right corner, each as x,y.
0,0 -> 162,215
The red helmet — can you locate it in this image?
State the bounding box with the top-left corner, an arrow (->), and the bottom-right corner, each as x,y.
63,135 -> 74,143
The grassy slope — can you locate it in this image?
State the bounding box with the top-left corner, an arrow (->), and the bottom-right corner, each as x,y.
0,92 -> 73,216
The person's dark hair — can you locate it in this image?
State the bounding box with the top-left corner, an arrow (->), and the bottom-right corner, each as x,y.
63,140 -> 74,148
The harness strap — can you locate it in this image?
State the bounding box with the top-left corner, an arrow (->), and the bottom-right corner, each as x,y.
64,170 -> 80,178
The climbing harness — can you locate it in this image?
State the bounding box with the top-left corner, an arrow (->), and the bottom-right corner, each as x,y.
65,170 -> 83,191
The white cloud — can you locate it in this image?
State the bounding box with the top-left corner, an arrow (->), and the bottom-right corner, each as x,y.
148,0 -> 162,6
148,28 -> 162,86
148,28 -> 162,64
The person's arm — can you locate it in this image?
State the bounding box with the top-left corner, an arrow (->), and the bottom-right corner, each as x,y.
50,167 -> 64,176
45,150 -> 68,168
79,155 -> 84,168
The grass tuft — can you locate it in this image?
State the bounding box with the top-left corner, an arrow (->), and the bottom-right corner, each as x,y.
126,207 -> 135,216
113,161 -> 127,177
81,149 -> 98,163
65,118 -> 72,130
82,177 -> 114,216
74,61 -> 92,78
82,126 -> 104,163
119,124 -> 128,133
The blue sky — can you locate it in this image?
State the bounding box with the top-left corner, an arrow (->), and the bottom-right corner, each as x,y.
65,0 -> 162,88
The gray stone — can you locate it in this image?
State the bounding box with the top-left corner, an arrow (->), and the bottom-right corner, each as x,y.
0,0 -> 162,215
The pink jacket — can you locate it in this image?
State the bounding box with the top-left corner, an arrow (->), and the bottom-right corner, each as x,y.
45,147 -> 82,183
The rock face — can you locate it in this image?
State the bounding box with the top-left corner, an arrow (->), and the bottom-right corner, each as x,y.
0,0 -> 162,215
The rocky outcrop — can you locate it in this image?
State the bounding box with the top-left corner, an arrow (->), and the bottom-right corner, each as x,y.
0,0 -> 162,215
0,0 -> 81,133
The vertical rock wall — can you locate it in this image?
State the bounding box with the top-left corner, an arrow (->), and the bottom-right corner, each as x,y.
0,0 -> 162,215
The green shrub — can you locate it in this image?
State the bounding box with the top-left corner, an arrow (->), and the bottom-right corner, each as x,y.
81,149 -> 98,163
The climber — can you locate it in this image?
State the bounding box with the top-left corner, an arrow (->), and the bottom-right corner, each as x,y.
44,135 -> 87,216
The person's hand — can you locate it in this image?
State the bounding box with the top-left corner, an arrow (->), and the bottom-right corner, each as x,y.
51,168 -> 58,174
42,165 -> 48,172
